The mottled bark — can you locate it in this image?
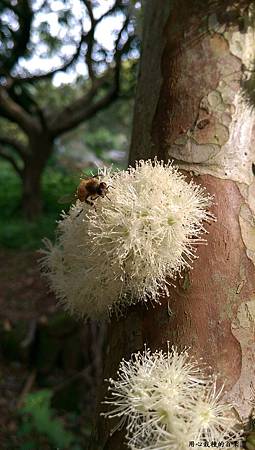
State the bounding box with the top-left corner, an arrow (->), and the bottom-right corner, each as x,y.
93,1 -> 255,449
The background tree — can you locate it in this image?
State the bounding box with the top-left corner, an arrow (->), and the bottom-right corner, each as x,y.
0,0 -> 139,217
92,0 -> 255,448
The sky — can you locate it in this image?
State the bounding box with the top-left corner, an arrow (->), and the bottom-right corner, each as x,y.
18,0 -> 128,86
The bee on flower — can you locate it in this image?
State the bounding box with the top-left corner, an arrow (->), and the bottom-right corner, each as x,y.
41,159 -> 215,320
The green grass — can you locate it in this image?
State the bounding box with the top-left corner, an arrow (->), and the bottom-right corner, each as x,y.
0,162 -> 77,250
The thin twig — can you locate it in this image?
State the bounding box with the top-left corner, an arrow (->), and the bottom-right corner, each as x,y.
16,370 -> 37,409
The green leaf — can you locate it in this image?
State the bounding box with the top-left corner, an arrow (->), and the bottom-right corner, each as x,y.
19,389 -> 75,448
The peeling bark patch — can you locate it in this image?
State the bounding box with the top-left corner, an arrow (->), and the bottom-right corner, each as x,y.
166,12 -> 255,187
170,91 -> 255,186
163,13 -> 255,268
228,299 -> 255,418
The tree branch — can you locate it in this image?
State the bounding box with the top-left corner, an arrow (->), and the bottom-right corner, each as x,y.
0,146 -> 23,175
49,73 -> 123,138
81,0 -> 127,82
95,0 -> 124,24
11,31 -> 84,84
48,80 -> 102,137
113,15 -> 132,90
83,0 -> 96,26
0,0 -> 33,75
48,10 -> 134,138
0,88 -> 38,134
0,135 -> 27,159
83,1 -> 96,81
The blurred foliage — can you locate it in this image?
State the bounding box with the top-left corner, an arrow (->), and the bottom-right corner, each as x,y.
52,60 -> 136,149
32,79 -> 80,110
0,155 -> 125,249
0,0 -> 140,118
0,56 -> 134,245
0,161 -> 77,249
0,119 -> 27,146
61,99 -> 134,162
0,310 -> 98,450
57,61 -> 136,161
0,59 -> 136,158
0,0 -> 140,219
18,389 -> 82,450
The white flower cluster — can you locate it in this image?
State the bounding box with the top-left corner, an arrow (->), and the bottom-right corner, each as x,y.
41,160 -> 214,319
103,346 -> 240,449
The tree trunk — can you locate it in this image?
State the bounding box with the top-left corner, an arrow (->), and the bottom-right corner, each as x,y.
92,1 -> 255,449
21,134 -> 53,219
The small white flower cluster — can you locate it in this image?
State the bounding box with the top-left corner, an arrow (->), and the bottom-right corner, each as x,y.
41,160 -> 214,319
103,346 -> 240,449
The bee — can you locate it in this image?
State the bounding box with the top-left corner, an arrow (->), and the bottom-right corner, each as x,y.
59,174 -> 110,210
76,175 -> 109,206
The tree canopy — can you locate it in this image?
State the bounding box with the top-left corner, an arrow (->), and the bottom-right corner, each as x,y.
0,0 -> 140,217
0,0 -> 139,134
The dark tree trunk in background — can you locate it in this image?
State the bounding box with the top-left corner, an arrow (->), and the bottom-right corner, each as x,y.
21,163 -> 43,219
21,135 -> 53,218
92,1 -> 255,449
